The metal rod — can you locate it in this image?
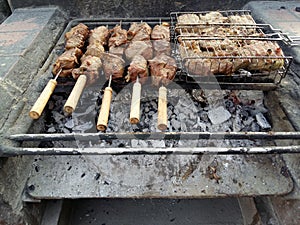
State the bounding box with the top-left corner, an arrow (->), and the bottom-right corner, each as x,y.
1,145 -> 300,156
8,131 -> 300,142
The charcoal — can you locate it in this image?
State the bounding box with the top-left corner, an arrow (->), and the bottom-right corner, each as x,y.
181,121 -> 187,132
256,113 -> 271,130
208,106 -> 231,125
171,119 -> 181,130
47,127 -> 56,133
73,121 -> 93,132
243,117 -> 254,126
65,119 -> 74,129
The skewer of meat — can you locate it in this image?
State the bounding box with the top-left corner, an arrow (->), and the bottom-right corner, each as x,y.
63,26 -> 108,114
148,53 -> 177,131
30,23 -> 89,119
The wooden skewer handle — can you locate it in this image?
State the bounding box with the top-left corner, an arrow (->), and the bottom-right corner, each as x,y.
63,75 -> 87,114
29,79 -> 57,119
97,87 -> 113,131
129,82 -> 141,124
157,86 -> 168,131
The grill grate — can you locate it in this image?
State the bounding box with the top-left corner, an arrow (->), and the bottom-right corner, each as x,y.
170,10 -> 293,89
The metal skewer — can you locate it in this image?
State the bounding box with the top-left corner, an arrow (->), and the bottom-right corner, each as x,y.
96,75 -> 113,131
29,69 -> 62,119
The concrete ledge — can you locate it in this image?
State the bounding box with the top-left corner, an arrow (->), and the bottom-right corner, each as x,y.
0,7 -> 67,133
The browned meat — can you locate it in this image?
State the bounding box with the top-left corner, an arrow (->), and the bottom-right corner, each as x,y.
109,45 -> 126,57
108,25 -> 127,47
185,58 -> 233,75
85,42 -> 105,57
127,22 -> 152,41
148,53 -> 177,86
65,23 -> 89,49
228,15 -> 255,24
52,48 -> 82,76
65,23 -> 89,40
177,14 -> 200,24
152,40 -> 171,56
151,23 -> 170,41
89,26 -> 110,46
125,40 -> 153,61
125,55 -> 148,83
56,68 -> 73,78
199,11 -> 228,23
72,55 -> 102,84
101,53 -> 125,80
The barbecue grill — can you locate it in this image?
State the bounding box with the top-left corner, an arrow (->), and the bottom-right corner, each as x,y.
1,1 -> 300,224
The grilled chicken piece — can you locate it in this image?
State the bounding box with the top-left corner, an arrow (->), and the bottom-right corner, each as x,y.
148,53 -> 177,86
125,40 -> 153,61
52,48 -> 82,76
89,26 -> 110,46
127,22 -> 152,41
228,15 -> 255,24
153,40 -> 171,56
101,53 -> 125,80
151,23 -> 170,41
109,25 -> 127,47
177,13 -> 200,24
125,55 -> 148,83
245,41 -> 284,71
199,11 -> 228,23
72,55 -> 102,84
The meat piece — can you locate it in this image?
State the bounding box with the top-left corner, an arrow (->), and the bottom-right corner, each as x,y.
244,41 -> 284,71
153,40 -> 171,56
85,42 -> 105,57
151,23 -> 170,41
57,69 -> 73,78
101,53 -> 125,80
108,25 -> 127,47
125,40 -> 153,61
199,11 -> 228,23
52,48 -> 82,75
109,45 -> 126,57
89,26 -> 109,46
177,14 -> 200,24
65,23 -> 89,49
148,53 -> 177,86
72,55 -> 102,84
127,22 -> 152,41
228,15 -> 255,24
125,55 -> 148,83
185,58 -> 233,75
65,23 -> 89,40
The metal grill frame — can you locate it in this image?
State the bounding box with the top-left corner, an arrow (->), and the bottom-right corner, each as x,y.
170,10 -> 293,89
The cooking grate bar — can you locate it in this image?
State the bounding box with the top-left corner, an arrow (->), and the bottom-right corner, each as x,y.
9,131 -> 300,142
1,145 -> 300,156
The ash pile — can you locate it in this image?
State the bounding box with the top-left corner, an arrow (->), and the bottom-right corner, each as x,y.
43,81 -> 271,149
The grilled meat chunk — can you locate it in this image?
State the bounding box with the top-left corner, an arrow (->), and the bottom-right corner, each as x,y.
199,11 -> 228,23
65,23 -> 89,40
151,23 -> 170,41
148,53 -> 177,86
177,13 -> 200,24
109,25 -> 127,47
89,26 -> 110,46
52,48 -> 82,76
125,40 -> 153,61
72,55 -> 102,84
127,22 -> 152,41
65,23 -> 89,49
126,55 -> 148,83
101,53 -> 125,80
153,40 -> 171,56
109,45 -> 126,57
85,42 -> 105,58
